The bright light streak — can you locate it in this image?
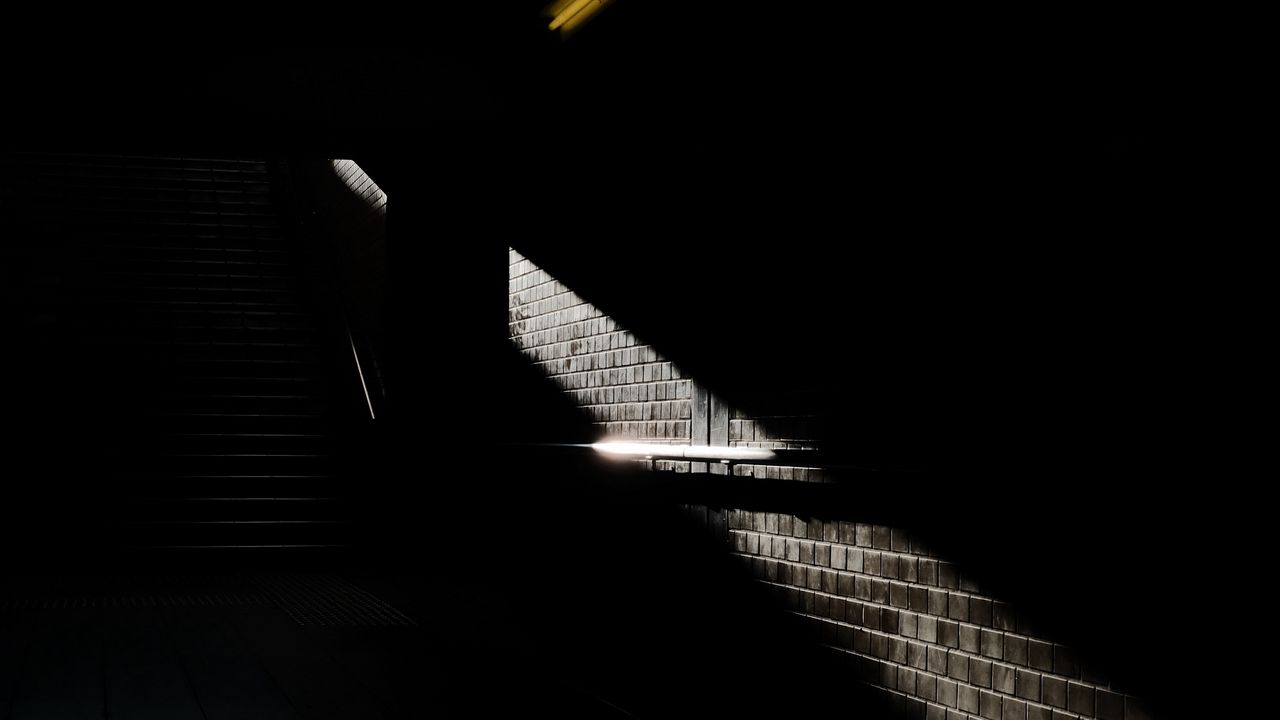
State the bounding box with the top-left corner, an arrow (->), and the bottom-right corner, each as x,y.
547,0 -> 613,33
592,443 -> 776,462
347,325 -> 376,420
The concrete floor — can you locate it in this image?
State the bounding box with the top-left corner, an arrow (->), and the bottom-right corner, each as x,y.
0,573 -> 621,720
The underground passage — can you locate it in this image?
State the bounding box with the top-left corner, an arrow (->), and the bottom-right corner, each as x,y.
0,6 -> 1235,719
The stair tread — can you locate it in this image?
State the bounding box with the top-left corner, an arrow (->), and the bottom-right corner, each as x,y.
154,449 -> 332,457
122,519 -> 348,524
170,392 -> 320,397
184,377 -> 318,383
122,540 -> 348,545
130,497 -> 335,501
15,153 -> 365,554
146,471 -> 335,476
160,412 -> 327,417
168,432 -> 326,437
100,300 -> 303,309
103,270 -> 296,280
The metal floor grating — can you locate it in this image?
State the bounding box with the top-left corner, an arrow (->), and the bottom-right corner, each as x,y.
252,574 -> 416,627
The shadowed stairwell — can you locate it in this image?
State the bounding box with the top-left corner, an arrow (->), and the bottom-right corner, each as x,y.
3,153 -> 354,558
0,11 -> 1232,717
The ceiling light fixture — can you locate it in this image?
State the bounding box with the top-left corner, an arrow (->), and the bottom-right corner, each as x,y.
546,0 -> 614,35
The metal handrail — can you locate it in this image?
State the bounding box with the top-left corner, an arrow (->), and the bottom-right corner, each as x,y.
281,156 -> 385,422
344,315 -> 376,420
501,442 -> 895,474
591,442 -> 775,463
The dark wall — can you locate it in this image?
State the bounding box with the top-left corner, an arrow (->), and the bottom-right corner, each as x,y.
1,9 -> 1238,718
504,4 -> 1203,473
487,6 -> 1232,719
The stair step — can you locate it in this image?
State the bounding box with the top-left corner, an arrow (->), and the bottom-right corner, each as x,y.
159,433 -> 331,454
36,176 -> 272,192
158,412 -> 326,418
77,230 -> 286,242
108,258 -> 291,273
14,153 -> 269,171
103,268 -> 297,281
121,454 -> 334,475
38,195 -> 274,210
124,520 -> 347,525
167,429 -> 329,437
122,544 -> 347,551
96,306 -> 312,320
101,271 -> 298,288
80,326 -> 321,344
168,357 -> 319,367
20,193 -> 274,212
110,519 -> 353,546
72,234 -> 289,252
172,327 -> 319,341
65,344 -> 324,365
136,474 -> 336,480
115,496 -> 345,520
83,244 -> 287,258
169,377 -> 325,397
159,396 -> 327,414
130,497 -> 334,502
153,413 -> 329,431
98,299 -> 304,311
67,251 -> 289,269
36,207 -> 279,224
167,345 -> 323,363
86,284 -> 297,296
110,478 -> 344,499
85,287 -> 301,306
183,376 -> 320,383
102,247 -> 288,263
162,452 -> 330,458
61,221 -> 281,238
170,313 -> 315,330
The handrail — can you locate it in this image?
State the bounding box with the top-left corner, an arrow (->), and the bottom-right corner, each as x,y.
324,159 -> 386,422
279,156 -> 386,422
344,315 -> 376,420
591,442 -> 775,463
501,442 -> 897,474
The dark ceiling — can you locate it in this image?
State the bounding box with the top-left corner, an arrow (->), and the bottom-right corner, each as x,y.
1,9 -> 1238,716
3,4 -> 1209,474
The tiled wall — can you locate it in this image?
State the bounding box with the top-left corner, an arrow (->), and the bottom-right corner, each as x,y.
508,247 -> 822,478
725,512 -> 1152,720
507,245 -> 1152,719
509,247 -> 693,444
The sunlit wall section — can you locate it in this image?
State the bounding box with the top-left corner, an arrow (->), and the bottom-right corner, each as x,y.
509,250 -> 1149,719
330,159 -> 387,216
509,248 -> 693,447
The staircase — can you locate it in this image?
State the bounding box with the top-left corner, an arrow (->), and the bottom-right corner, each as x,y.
3,152 -> 354,559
